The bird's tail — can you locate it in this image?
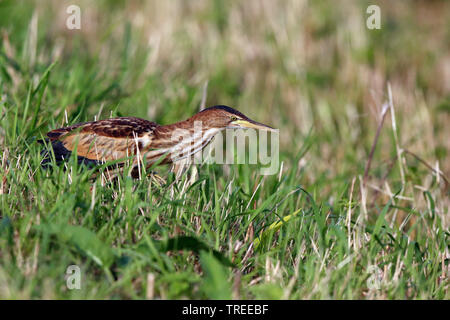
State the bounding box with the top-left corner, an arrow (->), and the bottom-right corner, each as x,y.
39,139 -> 107,168
39,139 -> 72,166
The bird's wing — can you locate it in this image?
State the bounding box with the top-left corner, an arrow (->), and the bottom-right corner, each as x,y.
46,117 -> 158,162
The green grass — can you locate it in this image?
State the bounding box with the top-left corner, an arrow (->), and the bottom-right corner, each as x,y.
0,0 -> 448,299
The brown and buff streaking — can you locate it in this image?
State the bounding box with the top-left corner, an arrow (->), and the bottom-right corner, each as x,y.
40,105 -> 275,180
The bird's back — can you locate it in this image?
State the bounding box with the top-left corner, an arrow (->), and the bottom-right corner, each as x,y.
41,117 -> 159,166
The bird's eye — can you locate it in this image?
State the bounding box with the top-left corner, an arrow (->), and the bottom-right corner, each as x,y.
230,116 -> 238,121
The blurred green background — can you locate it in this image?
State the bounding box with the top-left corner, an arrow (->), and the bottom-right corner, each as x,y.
0,0 -> 448,299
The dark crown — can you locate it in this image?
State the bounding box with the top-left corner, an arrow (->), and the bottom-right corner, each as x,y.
199,105 -> 248,119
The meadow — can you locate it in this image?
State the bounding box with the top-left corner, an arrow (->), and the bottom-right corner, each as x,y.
0,0 -> 448,299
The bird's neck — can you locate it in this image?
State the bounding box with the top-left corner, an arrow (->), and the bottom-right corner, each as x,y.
149,118 -> 221,163
159,115 -> 214,135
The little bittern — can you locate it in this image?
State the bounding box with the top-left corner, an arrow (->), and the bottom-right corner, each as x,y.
40,105 -> 275,179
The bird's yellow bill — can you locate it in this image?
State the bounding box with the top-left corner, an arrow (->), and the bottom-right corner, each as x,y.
232,119 -> 276,132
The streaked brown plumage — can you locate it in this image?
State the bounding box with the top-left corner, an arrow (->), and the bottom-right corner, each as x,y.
40,105 -> 275,179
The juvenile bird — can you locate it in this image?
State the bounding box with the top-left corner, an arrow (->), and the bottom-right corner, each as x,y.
40,105 -> 275,180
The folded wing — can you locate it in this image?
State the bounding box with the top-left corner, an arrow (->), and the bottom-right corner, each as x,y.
44,117 -> 158,163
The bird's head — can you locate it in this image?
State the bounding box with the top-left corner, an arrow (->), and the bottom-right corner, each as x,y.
193,105 -> 276,132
